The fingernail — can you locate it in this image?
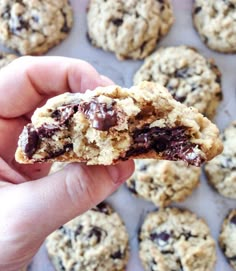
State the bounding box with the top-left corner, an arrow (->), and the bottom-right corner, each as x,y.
107,161 -> 135,184
100,75 -> 114,86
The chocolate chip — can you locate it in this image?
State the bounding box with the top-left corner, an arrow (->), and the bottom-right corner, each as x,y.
180,231 -> 197,240
194,6 -> 202,14
111,250 -> 123,259
228,255 -> 236,262
37,123 -> 60,138
92,202 -> 112,215
51,105 -> 77,124
75,225 -> 83,235
19,124 -> 39,158
11,16 -> 29,33
150,231 -> 171,246
88,226 -> 106,243
79,100 -> 118,131
175,68 -> 190,78
58,259 -> 65,271
230,215 -> 236,225
112,18 -> 123,26
46,143 -> 73,159
173,95 -> 186,103
127,179 -> 137,195
86,32 -> 93,44
140,164 -> 148,171
60,9 -> 70,33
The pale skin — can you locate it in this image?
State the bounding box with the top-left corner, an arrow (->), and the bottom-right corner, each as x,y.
0,56 -> 134,271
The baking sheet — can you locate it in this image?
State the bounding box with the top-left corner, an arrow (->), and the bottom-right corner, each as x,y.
1,0 -> 235,270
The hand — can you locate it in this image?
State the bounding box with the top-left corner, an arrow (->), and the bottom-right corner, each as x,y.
0,56 -> 134,271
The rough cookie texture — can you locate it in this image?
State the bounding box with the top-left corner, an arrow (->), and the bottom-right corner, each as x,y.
139,208 -> 216,271
193,0 -> 236,53
0,0 -> 73,55
219,210 -> 236,270
87,0 -> 173,60
205,121 -> 236,199
15,82 -> 223,166
127,159 -> 200,207
0,52 -> 17,68
134,46 -> 222,119
46,203 -> 129,271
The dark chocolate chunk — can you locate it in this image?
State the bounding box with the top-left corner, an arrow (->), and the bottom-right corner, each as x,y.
58,259 -> 65,271
51,105 -> 77,124
79,100 -> 118,131
37,123 -> 60,138
75,225 -> 83,235
230,215 -> 236,225
112,18 -> 123,26
123,126 -> 203,166
19,124 -> 39,158
180,231 -> 197,240
150,231 -> 171,246
140,164 -> 148,171
172,93 -> 186,103
46,143 -> 73,159
194,6 -> 202,14
111,250 -> 124,259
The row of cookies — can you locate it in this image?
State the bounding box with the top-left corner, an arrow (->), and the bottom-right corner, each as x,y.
1,0 -> 235,57
86,0 -> 236,60
45,202 -> 236,271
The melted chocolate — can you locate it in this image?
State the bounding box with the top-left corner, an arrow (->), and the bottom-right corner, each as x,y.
51,105 -> 76,124
19,124 -> 39,158
123,126 -> 203,166
37,123 -> 60,138
79,100 -> 118,131
92,202 -> 112,215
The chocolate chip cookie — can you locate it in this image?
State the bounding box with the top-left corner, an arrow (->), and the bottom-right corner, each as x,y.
134,46 -> 222,119
46,203 -> 129,271
87,0 -> 173,60
15,81 -> 223,166
139,208 -> 216,271
127,160 -> 200,207
219,210 -> 236,270
0,52 -> 17,68
205,121 -> 236,199
0,0 -> 73,55
193,0 -> 236,53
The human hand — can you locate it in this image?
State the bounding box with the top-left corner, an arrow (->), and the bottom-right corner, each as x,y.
0,56 -> 134,271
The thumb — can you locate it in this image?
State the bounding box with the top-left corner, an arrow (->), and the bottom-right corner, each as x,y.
2,161 -> 134,241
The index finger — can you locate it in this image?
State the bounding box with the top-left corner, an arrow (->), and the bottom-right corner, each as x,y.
0,56 -> 112,118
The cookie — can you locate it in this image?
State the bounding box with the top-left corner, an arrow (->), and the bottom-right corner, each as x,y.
219,210 -> 236,270
127,159 -> 200,207
46,202 -> 129,271
139,208 -> 216,271
0,0 -> 73,55
134,46 -> 222,119
15,81 -> 223,166
0,52 -> 17,68
205,121 -> 236,199
87,0 -> 173,60
193,0 -> 236,53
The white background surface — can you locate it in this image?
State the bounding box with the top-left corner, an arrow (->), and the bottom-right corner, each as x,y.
1,0 -> 235,270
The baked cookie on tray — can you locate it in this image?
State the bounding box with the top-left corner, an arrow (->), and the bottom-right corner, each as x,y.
46,202 -> 129,271
15,81 -> 223,166
0,52 -> 17,68
205,121 -> 236,199
0,0 -> 73,55
219,210 -> 236,270
134,46 -> 222,119
127,159 -> 200,207
87,0 -> 173,60
139,207 -> 216,271
193,0 -> 236,53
